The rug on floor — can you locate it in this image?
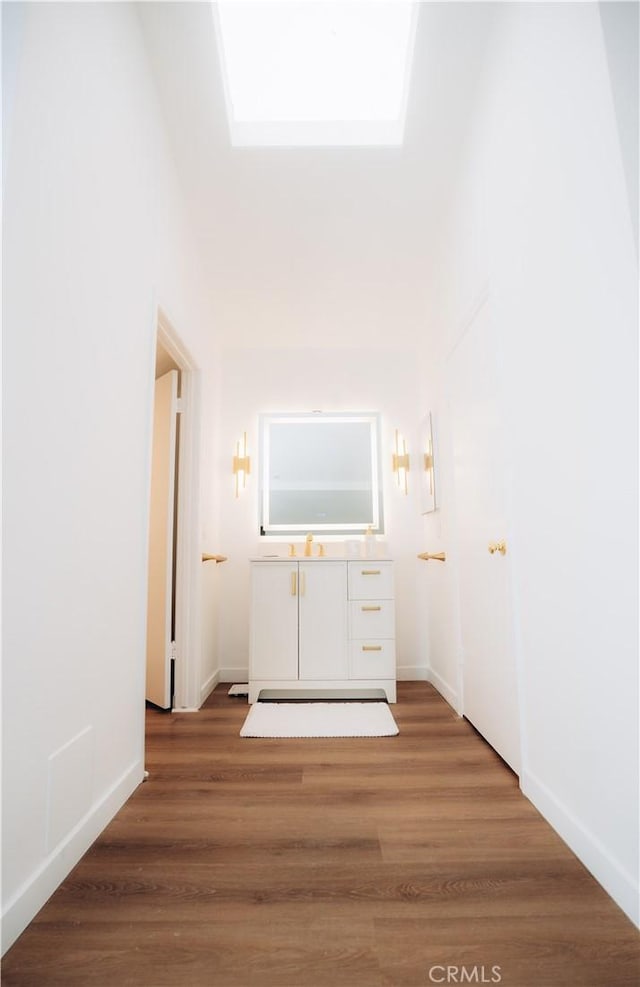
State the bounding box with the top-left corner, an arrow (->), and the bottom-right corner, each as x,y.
240,701 -> 399,738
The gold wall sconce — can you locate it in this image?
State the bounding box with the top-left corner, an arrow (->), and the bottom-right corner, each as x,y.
392,429 -> 410,495
420,412 -> 436,514
232,432 -> 251,497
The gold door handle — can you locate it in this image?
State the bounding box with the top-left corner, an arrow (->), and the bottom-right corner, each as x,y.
488,541 -> 507,556
202,553 -> 228,563
300,571 -> 306,597
417,552 -> 446,562
291,571 -> 297,595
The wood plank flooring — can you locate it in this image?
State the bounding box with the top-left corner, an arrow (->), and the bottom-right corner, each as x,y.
3,682 -> 639,986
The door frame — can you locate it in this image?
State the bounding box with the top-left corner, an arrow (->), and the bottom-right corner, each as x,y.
152,306 -> 202,711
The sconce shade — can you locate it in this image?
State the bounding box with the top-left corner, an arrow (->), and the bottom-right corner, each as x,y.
392,429 -> 409,495
233,432 -> 251,497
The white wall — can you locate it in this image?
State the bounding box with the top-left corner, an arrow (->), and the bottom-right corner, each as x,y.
2,2 -> 218,950
215,347 -> 425,683
420,3 -> 638,925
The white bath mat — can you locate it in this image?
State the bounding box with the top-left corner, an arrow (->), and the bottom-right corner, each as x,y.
240,701 -> 399,738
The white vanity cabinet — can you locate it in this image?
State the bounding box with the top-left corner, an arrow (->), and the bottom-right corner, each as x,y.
249,558 -> 396,703
249,561 -> 347,683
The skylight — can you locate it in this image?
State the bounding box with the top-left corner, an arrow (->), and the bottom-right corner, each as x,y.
213,1 -> 418,147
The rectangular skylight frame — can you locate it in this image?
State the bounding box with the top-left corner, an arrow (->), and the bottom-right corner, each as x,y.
212,1 -> 418,148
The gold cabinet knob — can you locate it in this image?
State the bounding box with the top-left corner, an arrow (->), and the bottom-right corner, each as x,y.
488,541 -> 507,556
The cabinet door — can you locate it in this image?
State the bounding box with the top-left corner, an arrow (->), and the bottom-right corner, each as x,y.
250,563 -> 299,680
298,562 -> 348,680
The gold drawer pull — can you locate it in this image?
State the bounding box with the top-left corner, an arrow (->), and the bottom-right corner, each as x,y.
361,569 -> 381,576
290,571 -> 297,596
361,605 -> 382,612
362,645 -> 383,652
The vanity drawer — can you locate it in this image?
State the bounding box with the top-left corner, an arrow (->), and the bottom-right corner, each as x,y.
350,640 -> 396,679
349,600 -> 395,639
348,561 -> 393,600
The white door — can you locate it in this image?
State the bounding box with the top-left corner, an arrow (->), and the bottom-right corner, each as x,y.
146,369 -> 178,708
249,563 -> 299,681
448,297 -> 521,773
299,561 -> 348,680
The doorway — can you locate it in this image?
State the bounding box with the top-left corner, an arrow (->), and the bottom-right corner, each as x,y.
145,309 -> 202,711
146,361 -> 180,709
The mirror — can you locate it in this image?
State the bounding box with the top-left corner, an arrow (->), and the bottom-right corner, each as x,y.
259,412 -> 383,536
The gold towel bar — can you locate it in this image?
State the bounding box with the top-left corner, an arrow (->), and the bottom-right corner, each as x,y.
417,552 -> 446,562
202,554 -> 228,563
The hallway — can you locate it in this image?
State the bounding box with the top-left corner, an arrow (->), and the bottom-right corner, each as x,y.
3,683 -> 639,986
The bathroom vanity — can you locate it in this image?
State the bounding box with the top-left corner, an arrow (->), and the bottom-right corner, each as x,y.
248,557 -> 396,703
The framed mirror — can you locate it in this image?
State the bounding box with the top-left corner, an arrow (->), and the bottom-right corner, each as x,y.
259,412 -> 383,536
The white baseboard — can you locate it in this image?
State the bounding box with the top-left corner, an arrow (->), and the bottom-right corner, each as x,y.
1,759 -> 143,954
522,768 -> 639,928
427,667 -> 461,715
199,669 -> 220,705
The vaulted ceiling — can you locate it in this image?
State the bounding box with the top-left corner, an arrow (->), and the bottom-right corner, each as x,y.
138,2 -> 497,349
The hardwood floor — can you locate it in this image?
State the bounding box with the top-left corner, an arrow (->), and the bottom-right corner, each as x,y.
3,682 -> 639,986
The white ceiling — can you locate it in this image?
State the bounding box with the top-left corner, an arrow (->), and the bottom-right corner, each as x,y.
137,2 -> 498,349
